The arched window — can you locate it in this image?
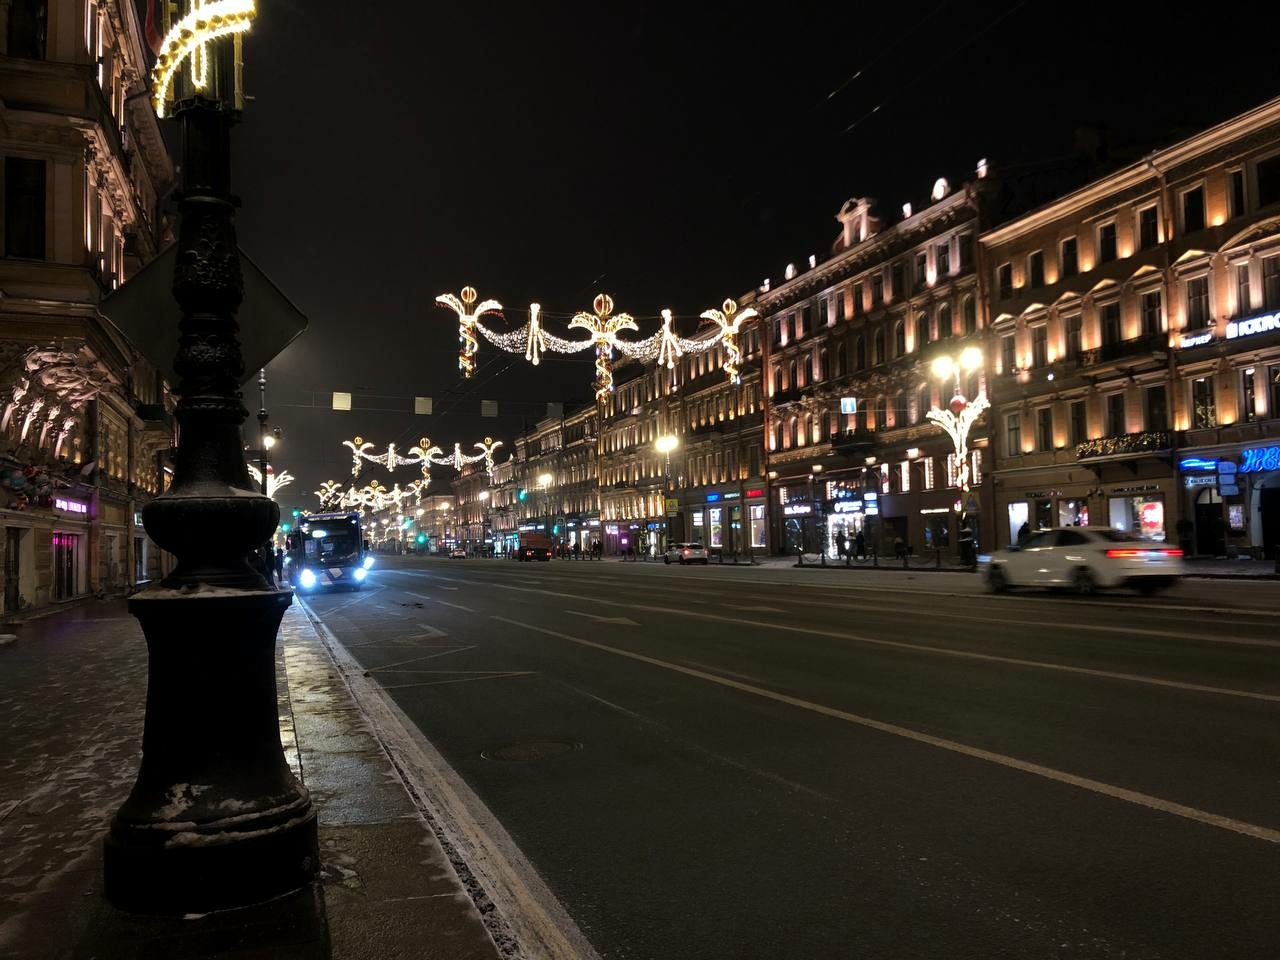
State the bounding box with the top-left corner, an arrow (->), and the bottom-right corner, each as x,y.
788,416 -> 799,448
962,294 -> 977,333
834,342 -> 846,377
894,319 -> 906,356
916,312 -> 931,349
873,328 -> 885,365
818,349 -> 829,382
855,335 -> 867,370
937,303 -> 952,339
874,397 -> 888,430
789,359 -> 800,389
918,383 -> 933,422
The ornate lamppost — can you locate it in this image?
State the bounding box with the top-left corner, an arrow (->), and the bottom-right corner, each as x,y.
104,1 -> 317,913
655,434 -> 678,551
927,346 -> 988,565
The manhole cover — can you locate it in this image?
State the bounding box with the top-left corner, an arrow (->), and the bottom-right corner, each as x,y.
481,740 -> 582,762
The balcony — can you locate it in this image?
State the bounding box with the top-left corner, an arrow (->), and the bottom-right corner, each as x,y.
1076,430 -> 1171,461
1078,332 -> 1167,369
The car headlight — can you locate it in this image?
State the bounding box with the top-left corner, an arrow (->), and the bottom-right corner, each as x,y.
299,568 -> 317,589
353,566 -> 367,581
362,555 -> 375,569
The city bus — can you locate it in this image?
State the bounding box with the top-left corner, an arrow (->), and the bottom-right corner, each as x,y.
286,511 -> 372,591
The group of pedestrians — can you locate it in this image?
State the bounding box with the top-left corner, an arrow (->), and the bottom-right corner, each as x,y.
250,543 -> 285,587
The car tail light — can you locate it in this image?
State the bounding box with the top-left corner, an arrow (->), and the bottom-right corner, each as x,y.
682,549 -> 690,555
1106,548 -> 1183,558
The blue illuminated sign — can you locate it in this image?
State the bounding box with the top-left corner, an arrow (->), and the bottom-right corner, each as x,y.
706,493 -> 721,502
1179,457 -> 1219,472
1240,446 -> 1280,473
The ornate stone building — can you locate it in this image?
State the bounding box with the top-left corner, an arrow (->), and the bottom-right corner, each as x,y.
981,95 -> 1280,558
1,0 -> 175,614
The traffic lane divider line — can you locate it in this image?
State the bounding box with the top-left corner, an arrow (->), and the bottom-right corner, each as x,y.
491,616 -> 1280,846
473,582 -> 1280,705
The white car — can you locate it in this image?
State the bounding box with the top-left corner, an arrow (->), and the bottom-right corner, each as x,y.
664,542 -> 709,565
983,527 -> 1184,595
448,547 -> 467,559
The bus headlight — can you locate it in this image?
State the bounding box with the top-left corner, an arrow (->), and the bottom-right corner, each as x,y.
353,566 -> 367,582
299,568 -> 317,589
362,555 -> 375,569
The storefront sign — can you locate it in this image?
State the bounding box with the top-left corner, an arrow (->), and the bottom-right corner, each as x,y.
745,488 -> 764,498
1226,310 -> 1280,341
133,511 -> 144,527
54,497 -> 88,514
706,493 -> 721,502
1217,460 -> 1239,496
1178,328 -> 1215,348
839,397 -> 858,414
1110,485 -> 1160,494
783,503 -> 813,516
920,507 -> 950,515
1183,475 -> 1217,488
1179,457 -> 1218,471
722,492 -> 741,500
1240,445 -> 1280,473
832,501 -> 863,513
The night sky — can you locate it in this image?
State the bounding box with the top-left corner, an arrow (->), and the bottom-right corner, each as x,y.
211,0 -> 1280,516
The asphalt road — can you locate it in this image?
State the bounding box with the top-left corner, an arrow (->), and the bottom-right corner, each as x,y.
300,557 -> 1280,960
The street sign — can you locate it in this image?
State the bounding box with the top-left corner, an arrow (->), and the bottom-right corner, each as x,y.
965,495 -> 980,512
665,498 -> 679,516
99,243 -> 308,387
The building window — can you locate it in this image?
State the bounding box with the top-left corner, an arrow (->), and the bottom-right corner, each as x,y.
1181,185 -> 1206,234
874,398 -> 887,430
791,311 -> 801,339
1186,276 -> 1210,327
852,282 -> 863,313
1106,393 -> 1126,436
6,0 -> 48,59
749,504 -> 766,548
890,262 -> 905,300
1097,222 -> 1117,264
1269,365 -> 1280,420
1236,263 -> 1253,316
855,335 -> 866,370
1000,332 -> 1016,373
1145,385 -> 1168,431
1257,154 -> 1280,209
871,273 -> 884,306
962,295 -> 977,334
937,241 -> 950,277
894,319 -> 907,356
892,393 -> 909,426
1100,301 -> 1121,344
1229,169 -> 1247,219
1264,257 -> 1280,310
997,262 -> 1013,298
917,384 -> 932,422
1241,368 -> 1258,423
1005,413 -> 1022,456
1031,324 -> 1048,368
873,328 -> 885,365
1191,376 -> 1217,429
1036,407 -> 1053,451
937,303 -> 952,339
1069,399 -> 1087,445
1138,205 -> 1159,249
1028,250 -> 1045,288
1060,236 -> 1079,278
4,157 -> 46,259
914,252 -> 928,290
1140,291 -> 1163,335
915,313 -> 930,349
834,290 -> 845,323
1065,314 -> 1082,359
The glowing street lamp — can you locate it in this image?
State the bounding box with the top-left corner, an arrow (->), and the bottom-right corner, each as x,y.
926,347 -> 988,563
655,435 -> 679,548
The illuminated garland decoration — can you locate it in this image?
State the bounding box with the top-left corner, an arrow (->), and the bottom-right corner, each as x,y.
460,293 -> 738,392
315,478 -> 427,513
699,299 -> 758,385
435,287 -> 503,378
341,436 -> 503,482
925,391 -> 990,493
247,463 -> 294,499
150,0 -> 258,118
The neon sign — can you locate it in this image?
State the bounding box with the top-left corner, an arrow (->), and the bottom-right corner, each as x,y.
1226,311 -> 1280,341
1179,329 -> 1214,348
1240,446 -> 1280,473
1178,457 -> 1218,471
55,497 -> 88,514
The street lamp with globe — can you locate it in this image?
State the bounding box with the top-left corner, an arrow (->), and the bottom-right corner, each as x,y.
655,434 -> 678,551
538,472 -> 554,554
926,347 -> 987,565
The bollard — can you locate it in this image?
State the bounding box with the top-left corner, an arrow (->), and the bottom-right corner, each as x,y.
872,548 -> 878,567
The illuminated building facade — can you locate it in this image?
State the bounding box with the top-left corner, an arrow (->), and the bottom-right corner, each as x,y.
1,0 -> 175,614
749,183 -> 991,561
982,96 -> 1280,559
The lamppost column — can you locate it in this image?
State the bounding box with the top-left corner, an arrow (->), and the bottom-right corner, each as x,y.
103,95 -> 317,914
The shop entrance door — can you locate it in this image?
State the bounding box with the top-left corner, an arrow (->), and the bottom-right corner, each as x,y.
1261,486 -> 1280,561
4,528 -> 20,613
52,533 -> 79,600
1195,489 -> 1223,556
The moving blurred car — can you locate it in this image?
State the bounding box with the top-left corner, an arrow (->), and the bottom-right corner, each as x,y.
448,547 -> 467,559
982,527 -> 1184,595
664,542 -> 709,565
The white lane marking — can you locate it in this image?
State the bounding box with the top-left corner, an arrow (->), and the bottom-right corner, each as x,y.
403,591 -> 475,614
564,610 -> 639,626
380,671 -> 535,691
492,616 -> 1280,846
480,583 -> 1280,704
737,604 -> 786,612
370,646 -> 477,670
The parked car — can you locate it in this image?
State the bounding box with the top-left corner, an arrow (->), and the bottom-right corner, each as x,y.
664,542 -> 709,565
448,547 -> 467,559
981,527 -> 1184,595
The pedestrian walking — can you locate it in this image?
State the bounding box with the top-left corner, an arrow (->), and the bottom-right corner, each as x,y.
854,529 -> 866,559
274,546 -> 285,583
1017,521 -> 1031,545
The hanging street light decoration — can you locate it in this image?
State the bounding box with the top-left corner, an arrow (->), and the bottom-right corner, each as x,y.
926,347 -> 989,511
700,298 -> 758,385
150,0 -> 257,118
435,286 -> 503,378
247,463 -> 294,499
568,294 -> 638,401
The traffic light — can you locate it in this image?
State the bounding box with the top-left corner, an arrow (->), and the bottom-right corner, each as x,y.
280,523 -> 290,533
517,488 -> 527,502
291,508 -> 300,518
416,533 -> 426,545
552,524 -> 560,535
